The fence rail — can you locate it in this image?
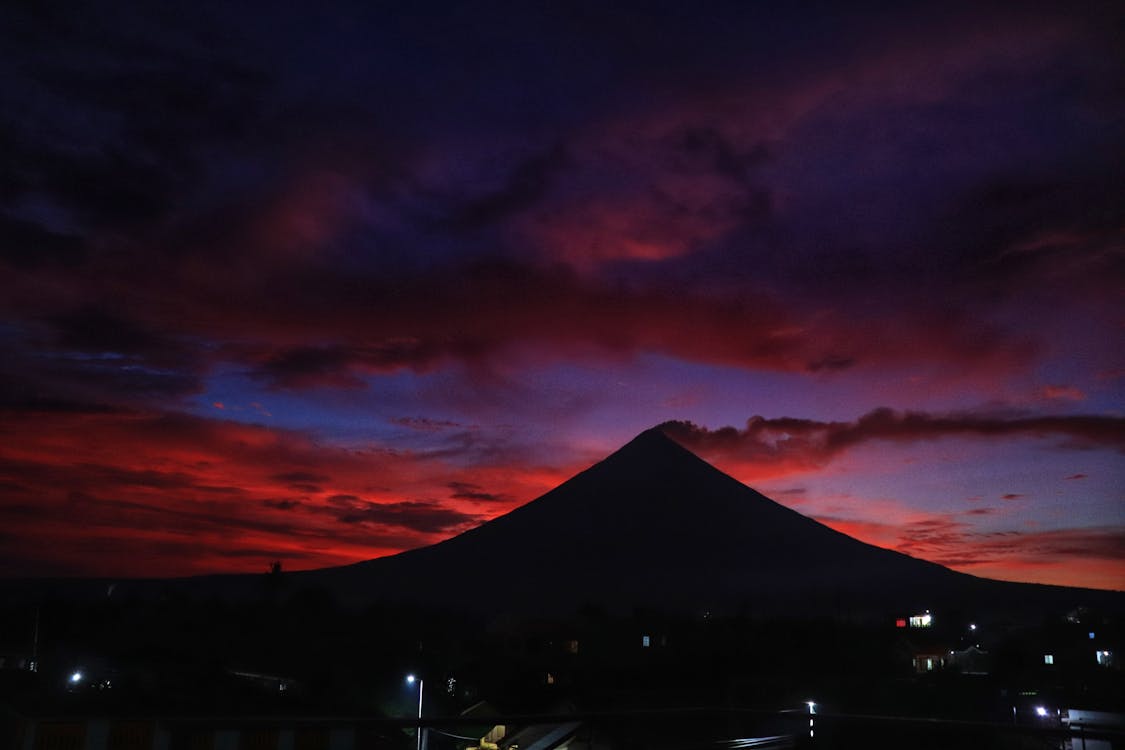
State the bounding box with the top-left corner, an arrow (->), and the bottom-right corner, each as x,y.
4,705 -> 1123,750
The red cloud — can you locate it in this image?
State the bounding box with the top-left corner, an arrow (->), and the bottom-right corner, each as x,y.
0,408 -> 572,578
817,513 -> 1125,591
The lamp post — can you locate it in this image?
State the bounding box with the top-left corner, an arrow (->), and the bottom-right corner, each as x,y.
406,674 -> 424,750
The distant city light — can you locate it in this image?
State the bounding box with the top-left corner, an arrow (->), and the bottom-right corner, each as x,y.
969,623 -> 977,631
406,674 -> 416,684
1035,706 -> 1048,717
69,671 -> 83,684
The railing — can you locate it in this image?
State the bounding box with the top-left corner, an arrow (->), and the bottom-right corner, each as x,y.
4,705 -> 1123,750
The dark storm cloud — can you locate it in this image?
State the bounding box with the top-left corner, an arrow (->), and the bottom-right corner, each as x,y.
325,494 -> 480,533
660,408 -> 1125,466
60,489 -> 315,541
272,471 -> 331,485
215,256 -> 1037,392
941,527 -> 1125,567
2,0 -> 1119,406
0,4 -> 272,235
263,499 -> 302,511
818,514 -> 1125,569
666,126 -> 771,188
270,471 -> 331,494
0,455 -> 242,499
70,464 -> 246,495
439,144 -> 570,231
0,216 -> 87,268
48,307 -> 175,358
0,347 -> 204,409
251,341 -> 451,389
392,417 -> 465,432
447,481 -> 512,504
931,170 -> 1125,299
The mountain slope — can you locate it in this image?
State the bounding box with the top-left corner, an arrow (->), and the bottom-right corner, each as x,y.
303,428 -> 1070,617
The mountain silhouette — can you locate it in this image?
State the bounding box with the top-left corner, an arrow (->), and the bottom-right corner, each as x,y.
6,428 -> 1119,619
299,428 -> 1115,618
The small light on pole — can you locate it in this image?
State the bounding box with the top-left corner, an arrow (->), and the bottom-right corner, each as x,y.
407,674 -> 424,750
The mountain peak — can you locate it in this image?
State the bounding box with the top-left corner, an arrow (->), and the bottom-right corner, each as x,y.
611,425 -> 687,456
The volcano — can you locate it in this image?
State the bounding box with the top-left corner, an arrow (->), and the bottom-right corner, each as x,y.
300,428 -> 1114,618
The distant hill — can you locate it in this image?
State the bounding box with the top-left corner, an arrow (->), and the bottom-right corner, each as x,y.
292,428 -> 1122,619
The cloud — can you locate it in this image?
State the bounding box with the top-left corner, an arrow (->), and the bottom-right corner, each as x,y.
0,216 -> 87,269
331,499 -> 480,533
392,417 -> 465,432
818,510 -> 1125,589
447,481 -> 513,504
1037,384 -> 1086,402
0,406 -> 566,577
438,144 -> 570,231
659,408 -> 1125,475
272,471 -> 331,485
10,5 -> 1111,402
263,499 -> 302,511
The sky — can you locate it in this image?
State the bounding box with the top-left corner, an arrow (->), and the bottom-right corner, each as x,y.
1,1 -> 1122,590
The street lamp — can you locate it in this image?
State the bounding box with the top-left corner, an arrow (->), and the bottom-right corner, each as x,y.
406,674 -> 424,750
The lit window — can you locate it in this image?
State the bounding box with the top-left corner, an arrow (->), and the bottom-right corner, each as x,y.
909,613 -> 933,628
895,619 -> 906,628
642,635 -> 651,648
1096,650 -> 1113,666
1089,632 -> 1095,639
567,640 -> 579,654
1043,654 -> 1054,665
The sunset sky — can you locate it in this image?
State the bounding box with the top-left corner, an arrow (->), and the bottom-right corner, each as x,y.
1,1 -> 1122,589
